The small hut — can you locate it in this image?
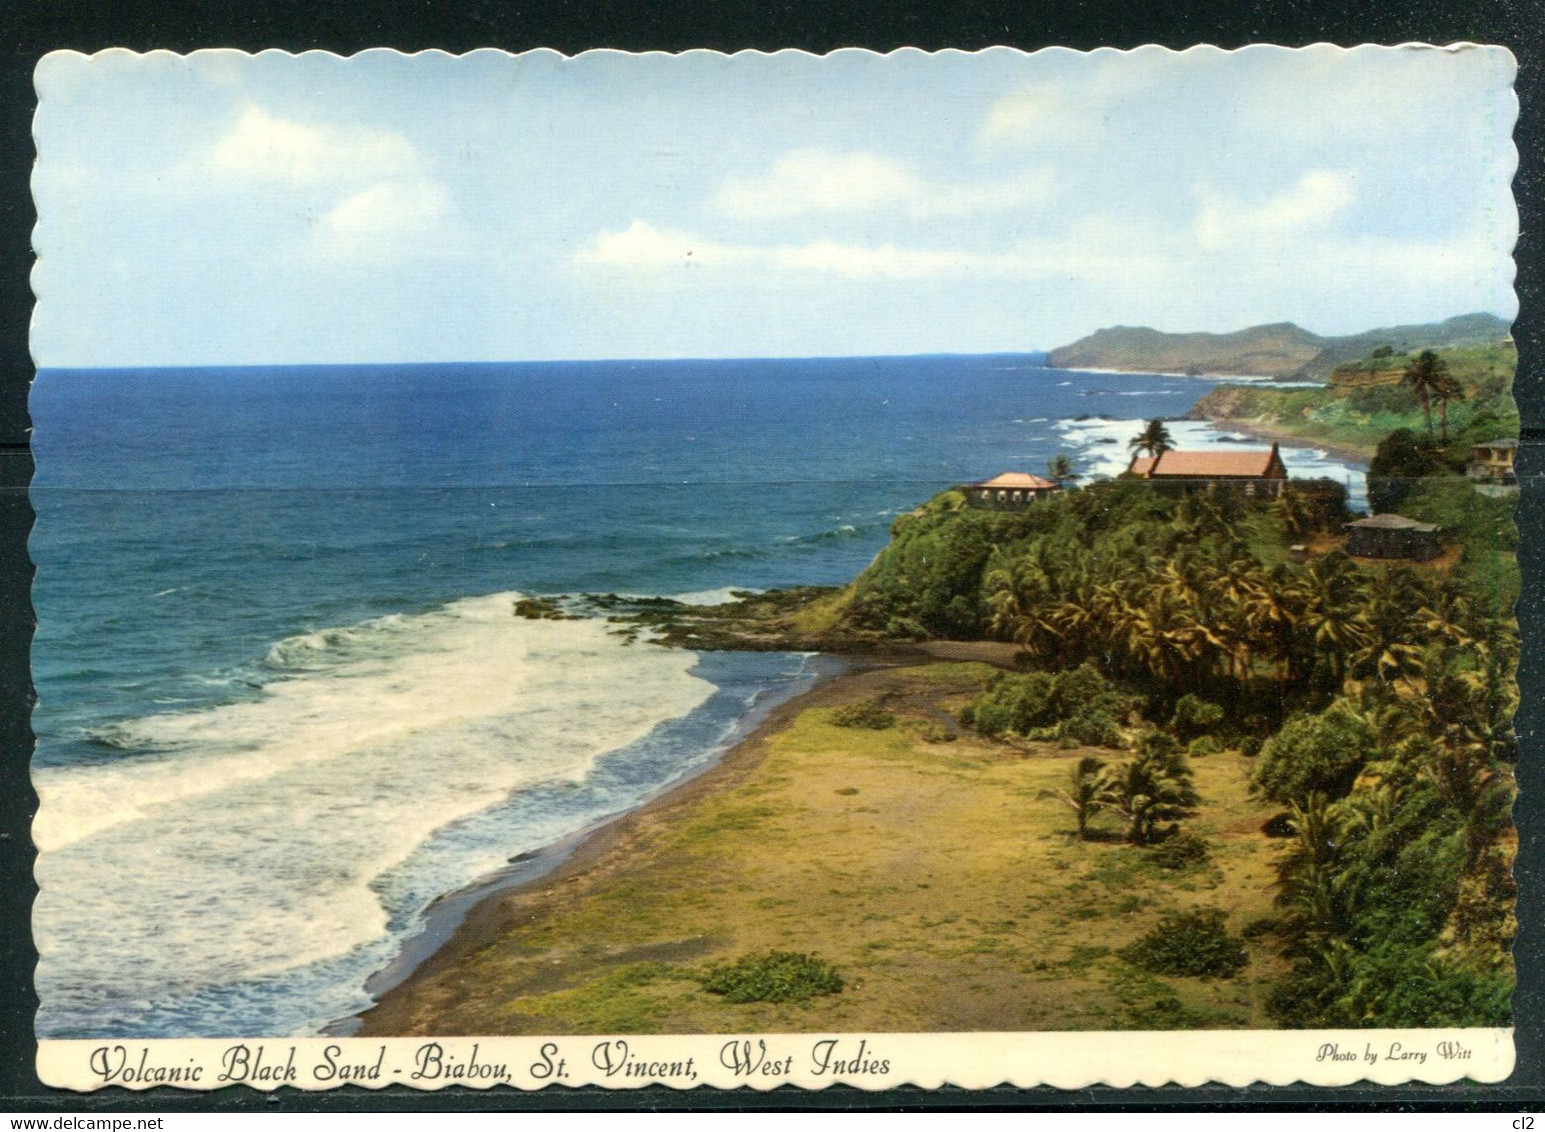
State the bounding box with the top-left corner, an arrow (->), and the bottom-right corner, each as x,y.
1344,514 -> 1442,561
966,472 -> 1060,509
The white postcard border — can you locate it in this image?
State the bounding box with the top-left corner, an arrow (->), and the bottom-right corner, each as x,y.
37,1029 -> 1513,1091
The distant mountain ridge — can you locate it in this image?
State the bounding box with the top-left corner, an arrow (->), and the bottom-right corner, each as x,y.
1047,313 -> 1512,381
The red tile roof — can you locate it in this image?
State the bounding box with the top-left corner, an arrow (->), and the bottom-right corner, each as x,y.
971,472 -> 1060,490
1132,447 -> 1284,479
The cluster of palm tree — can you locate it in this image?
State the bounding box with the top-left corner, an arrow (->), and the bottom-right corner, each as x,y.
1403,349 -> 1467,441
1269,718 -> 1515,1025
1055,734 -> 1201,845
981,502 -> 1511,743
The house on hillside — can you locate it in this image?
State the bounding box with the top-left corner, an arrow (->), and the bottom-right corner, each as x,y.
1344,514 -> 1442,561
1125,443 -> 1289,498
966,472 -> 1061,508
1468,438 -> 1518,487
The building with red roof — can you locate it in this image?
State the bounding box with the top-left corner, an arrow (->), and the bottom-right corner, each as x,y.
965,471 -> 1062,508
1125,443 -> 1288,498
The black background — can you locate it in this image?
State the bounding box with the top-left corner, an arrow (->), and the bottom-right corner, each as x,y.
0,0 -> 1540,1113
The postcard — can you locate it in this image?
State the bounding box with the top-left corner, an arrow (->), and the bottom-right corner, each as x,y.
28,44 -> 1518,1091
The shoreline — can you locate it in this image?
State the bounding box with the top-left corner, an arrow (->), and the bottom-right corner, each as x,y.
350,653 -> 891,1035
351,640 -> 1024,1036
351,644 -> 1292,1035
1188,414 -> 1375,465
1053,365 -> 1291,382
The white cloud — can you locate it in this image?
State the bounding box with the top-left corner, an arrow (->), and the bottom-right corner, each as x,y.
977,88 -> 1068,147
167,105 -> 464,264
573,220 -> 752,270
1195,170 -> 1356,250
973,63 -> 1147,150
319,181 -> 452,258
573,219 -> 1167,285
570,206 -> 1509,337
205,106 -> 423,186
711,148 -> 1051,220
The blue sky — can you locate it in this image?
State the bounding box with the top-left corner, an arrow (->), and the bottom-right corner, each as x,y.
32,45 -> 1517,366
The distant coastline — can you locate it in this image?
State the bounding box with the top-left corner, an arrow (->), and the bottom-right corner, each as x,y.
1047,311 -> 1511,383
1055,366 -> 1284,382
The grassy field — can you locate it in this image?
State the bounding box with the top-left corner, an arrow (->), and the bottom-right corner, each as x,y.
362,661 -> 1289,1036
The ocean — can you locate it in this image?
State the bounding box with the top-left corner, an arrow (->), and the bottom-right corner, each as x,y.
29,355 -> 1367,1038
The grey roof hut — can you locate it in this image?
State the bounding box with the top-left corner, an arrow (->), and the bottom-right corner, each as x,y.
1344,514 -> 1442,561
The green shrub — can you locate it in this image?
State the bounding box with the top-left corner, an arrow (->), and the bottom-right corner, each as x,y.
1170,694 -> 1224,740
1239,735 -> 1263,758
831,700 -> 896,730
1187,735 -> 1222,758
1253,702 -> 1376,806
964,662 -> 1134,741
699,951 -> 845,1004
1060,708 -> 1124,748
884,616 -> 929,641
1240,916 -> 1280,940
1145,831 -> 1211,870
1119,909 -> 1248,979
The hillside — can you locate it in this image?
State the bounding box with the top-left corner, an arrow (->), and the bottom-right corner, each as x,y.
1048,313 -> 1511,381
1188,337 -> 1517,457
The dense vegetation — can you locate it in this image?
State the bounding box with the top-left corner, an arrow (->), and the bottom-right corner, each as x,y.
1188,337 -> 1517,455
835,471 -> 1517,1027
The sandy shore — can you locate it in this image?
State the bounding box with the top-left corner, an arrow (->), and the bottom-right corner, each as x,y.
1190,415 -> 1375,465
354,648 -> 1282,1036
353,656 -> 893,1035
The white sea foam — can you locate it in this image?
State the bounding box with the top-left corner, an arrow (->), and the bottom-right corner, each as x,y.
33,592 -> 714,1025
672,586 -> 758,606
1058,366 -> 1286,381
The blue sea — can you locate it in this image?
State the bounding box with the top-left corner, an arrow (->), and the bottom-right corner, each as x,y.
29,356 -> 1366,1038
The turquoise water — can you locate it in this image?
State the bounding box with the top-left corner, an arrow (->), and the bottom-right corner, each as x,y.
29,356 -> 1365,1037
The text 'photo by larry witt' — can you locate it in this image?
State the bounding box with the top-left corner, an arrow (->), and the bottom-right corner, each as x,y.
27,43 -> 1519,1089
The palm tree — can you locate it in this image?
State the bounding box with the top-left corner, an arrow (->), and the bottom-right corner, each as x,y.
1275,793 -> 1362,981
1402,350 -> 1451,435
1108,737 -> 1200,844
1277,486 -> 1316,540
1296,553 -> 1372,689
1056,756 -> 1113,840
1433,372 -> 1466,442
1046,452 -> 1080,485
1129,419 -> 1174,459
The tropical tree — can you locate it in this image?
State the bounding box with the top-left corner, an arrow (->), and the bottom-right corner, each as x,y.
1055,756 -> 1113,840
1108,735 -> 1200,844
1274,792 -> 1362,983
1046,452 -> 1080,484
1129,419 -> 1174,459
1402,349 -> 1452,435
1433,371 -> 1467,442
1277,486 -> 1317,540
1295,553 -> 1372,689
